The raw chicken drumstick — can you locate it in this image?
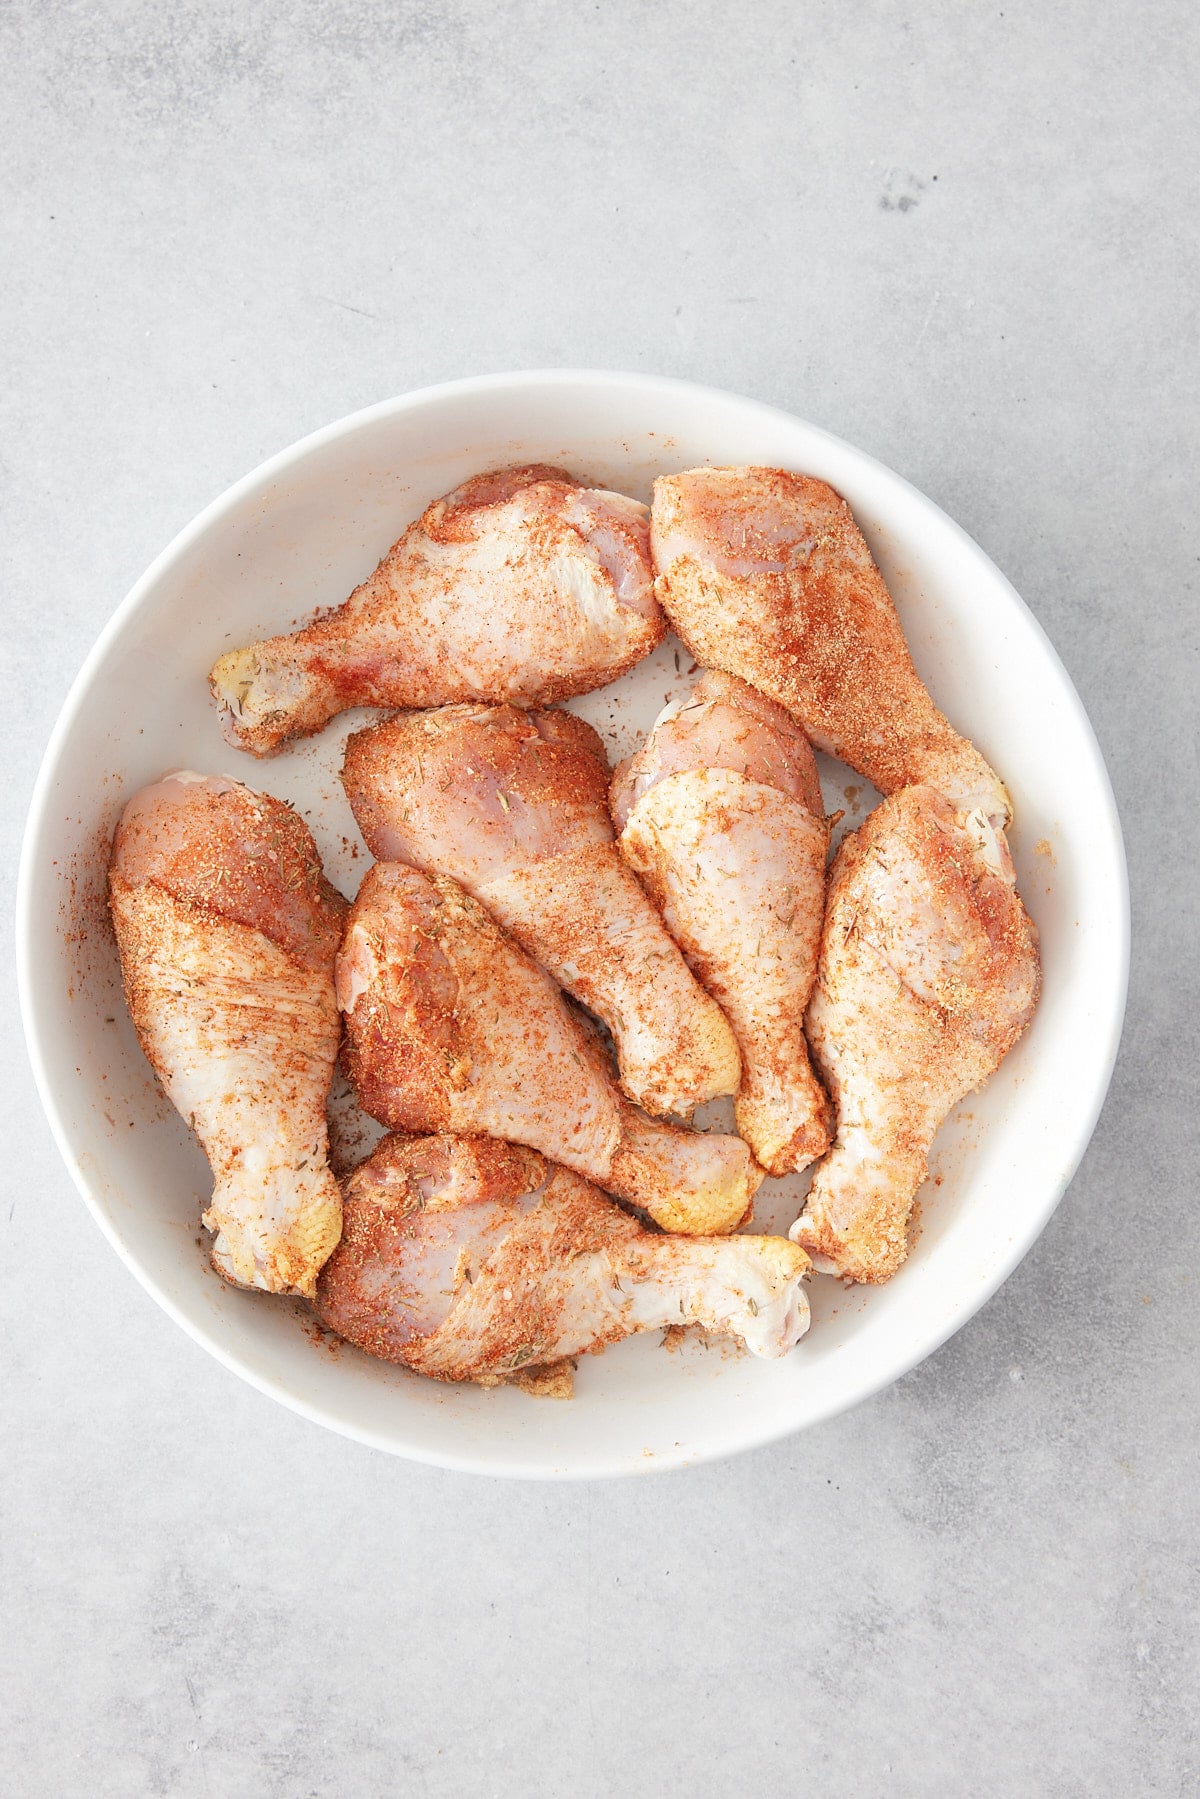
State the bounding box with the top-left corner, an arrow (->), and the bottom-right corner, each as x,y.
211,465 -> 664,755
316,1133 -> 811,1387
651,467 -> 1011,825
341,703 -> 740,1118
612,670 -> 832,1175
791,785 -> 1039,1283
108,772 -> 346,1294
337,861 -> 762,1235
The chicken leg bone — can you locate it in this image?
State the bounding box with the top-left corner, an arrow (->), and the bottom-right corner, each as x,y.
316,1133 -> 810,1385
791,785 -> 1039,1282
109,772 -> 346,1295
337,861 -> 762,1234
612,670 -> 832,1174
341,702 -> 740,1117
211,465 -> 664,755
651,466 -> 1011,824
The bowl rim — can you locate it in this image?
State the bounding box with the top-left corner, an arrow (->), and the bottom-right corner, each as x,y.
17,367 -> 1131,1476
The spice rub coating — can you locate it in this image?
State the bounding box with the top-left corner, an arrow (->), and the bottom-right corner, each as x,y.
615,671 -> 832,1175
109,773 -> 346,1294
211,464 -> 665,755
337,862 -> 761,1235
651,467 -> 1010,824
316,1132 -> 811,1386
791,785 -> 1040,1282
611,668 -> 824,828
342,702 -> 740,1117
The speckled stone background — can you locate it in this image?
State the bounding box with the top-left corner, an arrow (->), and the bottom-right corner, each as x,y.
3,3 -> 1197,1794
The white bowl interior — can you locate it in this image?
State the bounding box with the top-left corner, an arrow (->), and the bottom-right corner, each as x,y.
19,373 -> 1128,1476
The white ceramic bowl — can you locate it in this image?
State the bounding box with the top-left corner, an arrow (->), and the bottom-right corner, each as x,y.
18,371 -> 1128,1477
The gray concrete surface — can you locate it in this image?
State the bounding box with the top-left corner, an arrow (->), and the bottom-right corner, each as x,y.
3,2 -> 1197,1794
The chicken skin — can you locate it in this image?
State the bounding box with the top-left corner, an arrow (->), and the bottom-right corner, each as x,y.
341,704 -> 740,1118
791,786 -> 1039,1283
316,1133 -> 811,1386
211,465 -> 664,755
612,671 -> 832,1175
108,772 -> 346,1294
651,467 -> 1011,825
337,862 -> 762,1235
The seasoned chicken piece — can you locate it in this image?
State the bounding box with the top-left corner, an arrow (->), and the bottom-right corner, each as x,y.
337,862 -> 761,1235
791,786 -> 1040,1282
108,772 -> 346,1294
316,1133 -> 811,1386
612,671 -> 832,1174
341,704 -> 740,1117
651,467 -> 1011,825
211,465 -> 663,755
